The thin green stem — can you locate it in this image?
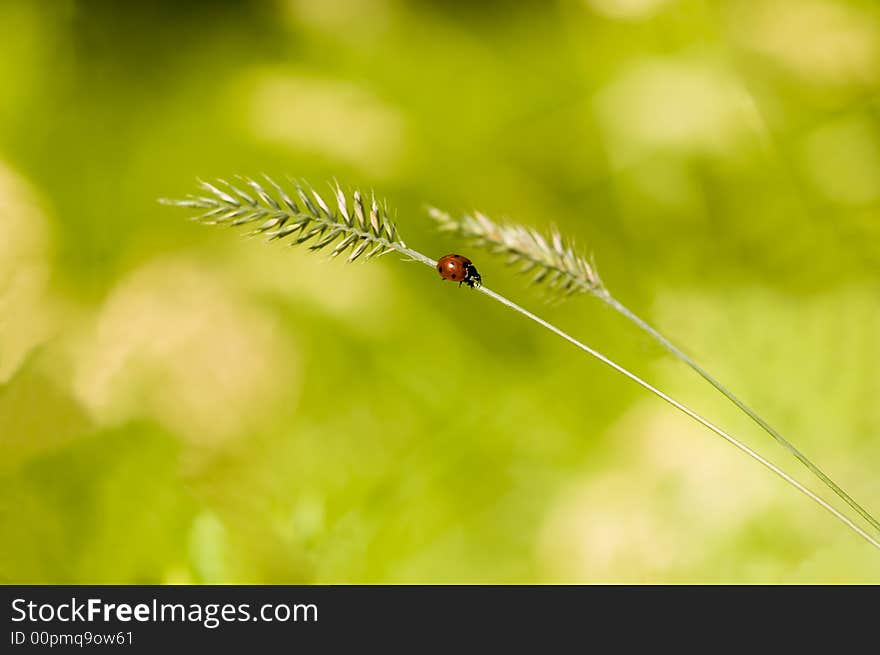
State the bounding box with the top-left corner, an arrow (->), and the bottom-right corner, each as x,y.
168,182 -> 880,550
597,291 -> 880,538
396,246 -> 880,551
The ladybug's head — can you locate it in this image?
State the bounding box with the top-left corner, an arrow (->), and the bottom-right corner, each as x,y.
464,263 -> 482,288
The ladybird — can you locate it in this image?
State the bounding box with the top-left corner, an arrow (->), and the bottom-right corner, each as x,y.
437,253 -> 482,288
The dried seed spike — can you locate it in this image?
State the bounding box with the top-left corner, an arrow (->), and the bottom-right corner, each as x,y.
545,269 -> 564,289
198,179 -> 239,206
518,260 -> 537,274
334,181 -> 352,227
311,186 -> 333,218
266,224 -> 302,240
369,192 -> 381,236
265,215 -> 309,238
162,196 -> 213,209
347,239 -> 370,262
588,254 -> 602,287
364,243 -> 385,259
219,178 -> 257,207
331,233 -> 359,257
251,216 -> 282,232
243,176 -> 280,210
212,207 -> 249,224
265,175 -> 299,213
310,227 -> 344,251
551,229 -> 564,255
353,190 -> 367,230
198,206 -> 229,221
231,211 -> 267,226
293,180 -> 320,217
428,207 -> 604,298
165,177 -> 406,267
429,207 -> 457,233
531,230 -> 550,255
382,200 -> 395,240
296,225 -> 325,245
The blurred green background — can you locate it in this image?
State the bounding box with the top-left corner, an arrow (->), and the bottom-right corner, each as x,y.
1,0 -> 879,583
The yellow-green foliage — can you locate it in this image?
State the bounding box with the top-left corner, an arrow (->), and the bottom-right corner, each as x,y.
1,0 -> 879,583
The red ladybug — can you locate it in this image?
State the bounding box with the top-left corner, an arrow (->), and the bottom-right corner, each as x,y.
437,254 -> 482,288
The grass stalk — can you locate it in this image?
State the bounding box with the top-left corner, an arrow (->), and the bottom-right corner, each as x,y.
601,293 -> 880,537
430,207 -> 880,539
162,177 -> 880,552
